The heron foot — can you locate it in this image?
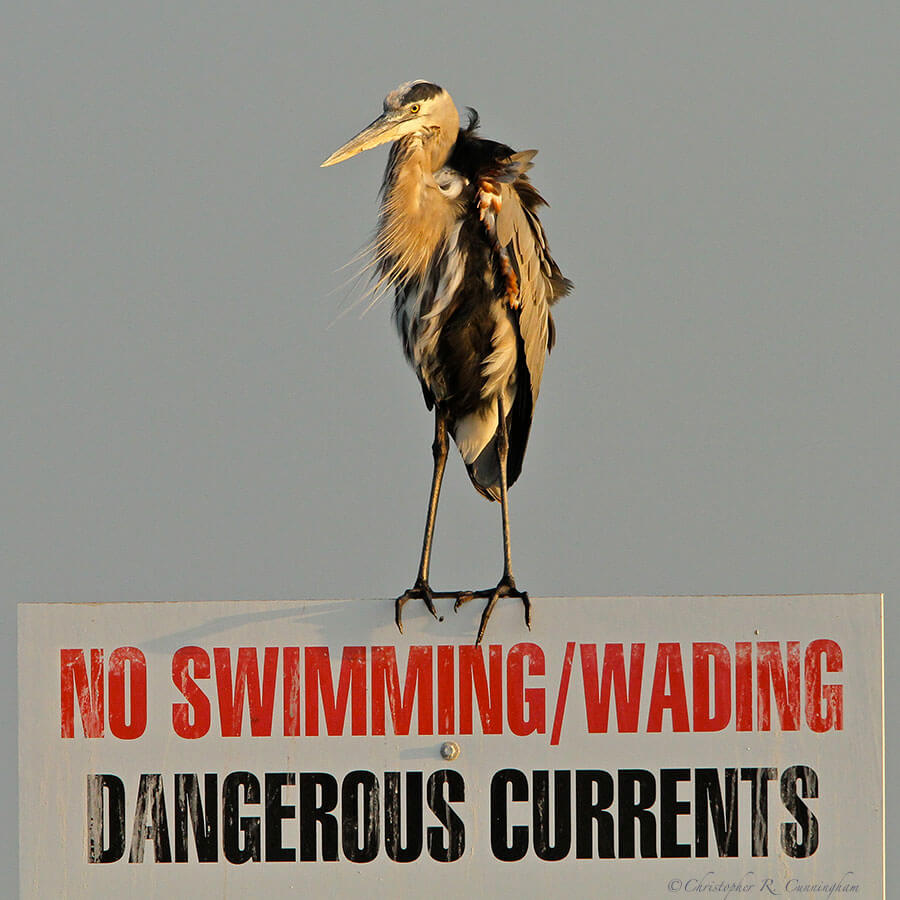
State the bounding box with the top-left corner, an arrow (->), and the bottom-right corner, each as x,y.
394,580 -> 445,634
453,574 -> 531,645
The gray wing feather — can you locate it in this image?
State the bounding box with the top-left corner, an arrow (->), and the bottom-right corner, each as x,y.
496,181 -> 555,407
496,202 -> 515,247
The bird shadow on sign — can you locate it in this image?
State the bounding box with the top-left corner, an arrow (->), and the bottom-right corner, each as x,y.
138,599 -> 361,653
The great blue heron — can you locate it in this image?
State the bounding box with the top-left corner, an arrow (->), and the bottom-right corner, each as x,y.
322,80 -> 571,643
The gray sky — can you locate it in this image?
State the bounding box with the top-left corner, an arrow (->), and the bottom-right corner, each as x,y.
4,1 -> 897,886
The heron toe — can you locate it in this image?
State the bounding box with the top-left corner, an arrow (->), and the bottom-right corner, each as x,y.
454,575 -> 532,644
394,581 -> 442,633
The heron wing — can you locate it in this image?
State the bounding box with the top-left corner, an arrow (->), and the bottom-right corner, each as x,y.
474,156 -> 572,485
490,161 -> 570,405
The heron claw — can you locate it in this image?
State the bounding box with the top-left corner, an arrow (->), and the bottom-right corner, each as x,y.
394,580 -> 440,634
395,577 -> 531,642
458,575 -> 531,645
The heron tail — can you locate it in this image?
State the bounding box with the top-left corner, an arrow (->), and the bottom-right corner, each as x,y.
464,407 -> 528,502
465,444 -> 501,501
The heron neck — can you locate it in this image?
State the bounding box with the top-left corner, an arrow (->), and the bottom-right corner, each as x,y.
378,127 -> 461,280
395,124 -> 457,174
426,124 -> 458,171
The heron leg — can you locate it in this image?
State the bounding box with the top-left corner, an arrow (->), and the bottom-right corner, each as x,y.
454,395 -> 531,644
395,410 -> 449,633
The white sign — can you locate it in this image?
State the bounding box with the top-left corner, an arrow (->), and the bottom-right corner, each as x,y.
19,595 -> 883,897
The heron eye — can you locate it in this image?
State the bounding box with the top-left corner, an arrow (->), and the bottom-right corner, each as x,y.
409,103 -> 420,114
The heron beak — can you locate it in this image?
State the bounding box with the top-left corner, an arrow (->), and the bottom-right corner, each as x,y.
320,112 -> 407,167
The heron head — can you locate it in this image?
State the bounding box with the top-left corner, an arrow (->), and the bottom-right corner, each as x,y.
321,81 -> 459,167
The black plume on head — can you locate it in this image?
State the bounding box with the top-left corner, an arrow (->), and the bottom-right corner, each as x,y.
401,82 -> 444,104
